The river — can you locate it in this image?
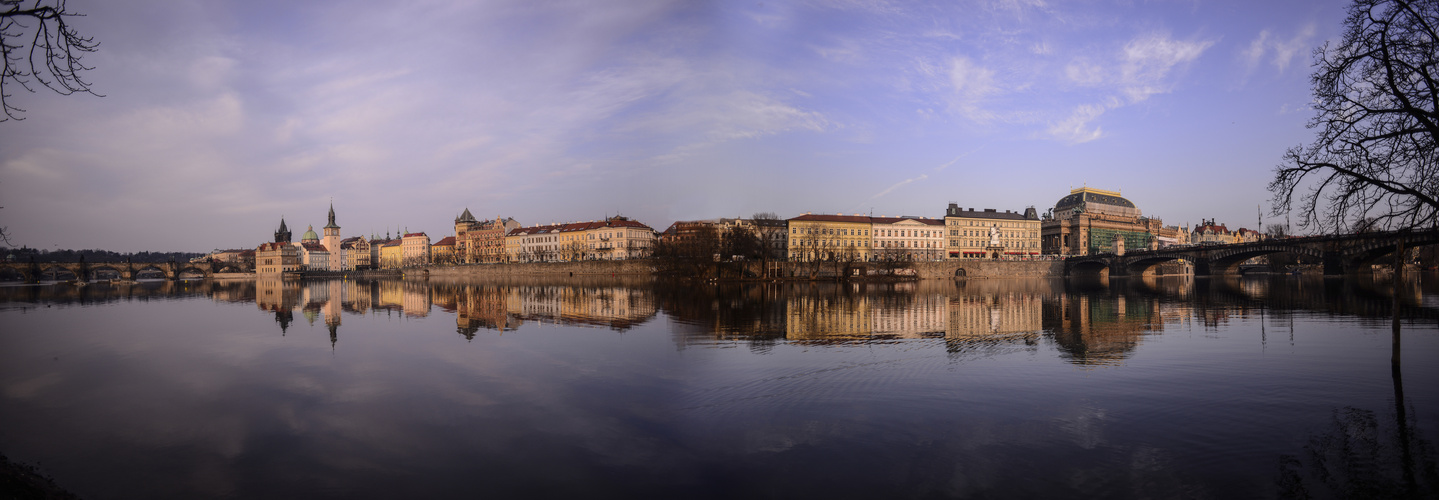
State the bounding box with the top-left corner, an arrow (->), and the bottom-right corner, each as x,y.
1,274 -> 1436,499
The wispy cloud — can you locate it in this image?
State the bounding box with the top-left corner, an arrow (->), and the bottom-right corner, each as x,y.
945,56 -> 1001,122
1045,33 -> 1213,143
1047,100 -> 1114,144
1118,33 -> 1213,102
861,145 -> 985,205
866,174 -> 929,202
1242,24 -> 1316,74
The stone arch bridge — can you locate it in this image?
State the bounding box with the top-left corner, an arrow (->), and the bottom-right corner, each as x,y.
0,259 -> 250,282
1066,229 -> 1439,277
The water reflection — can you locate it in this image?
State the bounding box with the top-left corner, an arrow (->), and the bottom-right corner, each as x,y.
1,273 -> 1437,499
4,274 -> 1435,363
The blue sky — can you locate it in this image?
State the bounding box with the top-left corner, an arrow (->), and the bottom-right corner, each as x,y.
0,0 -> 1346,253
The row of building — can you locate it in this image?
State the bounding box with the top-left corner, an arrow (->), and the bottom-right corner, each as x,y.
251,187 -> 1267,273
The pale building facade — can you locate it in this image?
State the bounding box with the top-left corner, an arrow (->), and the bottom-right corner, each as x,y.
401,232 -> 430,266
945,204 -> 1041,259
871,216 -> 946,261
505,216 -> 656,262
298,225 -> 330,270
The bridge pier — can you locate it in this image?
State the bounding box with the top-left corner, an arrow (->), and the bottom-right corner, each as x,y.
1192,259 -> 1213,276
1323,251 -> 1346,276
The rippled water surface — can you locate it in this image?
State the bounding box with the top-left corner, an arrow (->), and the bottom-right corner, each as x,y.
2,275 -> 1437,499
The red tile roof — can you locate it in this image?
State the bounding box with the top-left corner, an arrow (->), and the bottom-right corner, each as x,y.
507,218 -> 655,236
789,213 -> 874,223
433,236 -> 456,246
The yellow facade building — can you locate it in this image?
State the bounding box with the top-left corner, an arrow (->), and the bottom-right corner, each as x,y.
786,213 -> 873,262
379,240 -> 403,269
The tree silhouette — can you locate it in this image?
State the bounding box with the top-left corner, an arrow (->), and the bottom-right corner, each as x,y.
1269,0 -> 1438,233
1,0 -> 100,121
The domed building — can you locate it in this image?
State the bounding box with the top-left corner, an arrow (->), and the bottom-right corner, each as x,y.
297,224 -> 330,270
1040,187 -> 1188,256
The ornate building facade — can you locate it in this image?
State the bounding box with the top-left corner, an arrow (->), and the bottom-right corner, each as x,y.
454,209 -> 521,264
256,218 -> 300,274
1040,187 -> 1188,256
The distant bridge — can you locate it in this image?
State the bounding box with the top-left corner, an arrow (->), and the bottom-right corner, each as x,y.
0,259 -> 251,282
1066,229 -> 1439,277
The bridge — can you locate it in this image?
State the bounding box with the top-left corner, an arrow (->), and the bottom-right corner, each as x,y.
1066,229 -> 1439,277
0,258 -> 251,282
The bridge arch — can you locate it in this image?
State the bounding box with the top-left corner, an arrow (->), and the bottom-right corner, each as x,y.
0,266 -> 26,282
131,265 -> 169,279
175,266 -> 211,279
1205,245 -> 1324,274
1121,254 -> 1191,276
1067,258 -> 1111,278
36,265 -> 79,281
1343,233 -> 1439,268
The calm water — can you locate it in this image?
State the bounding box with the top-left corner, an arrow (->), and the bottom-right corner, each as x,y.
1,275 -> 1436,499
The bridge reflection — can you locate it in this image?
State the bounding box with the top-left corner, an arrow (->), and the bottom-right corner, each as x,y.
1,272 -> 1434,360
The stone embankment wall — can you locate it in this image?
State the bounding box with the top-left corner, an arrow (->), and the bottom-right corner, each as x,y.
910,260 -> 1065,279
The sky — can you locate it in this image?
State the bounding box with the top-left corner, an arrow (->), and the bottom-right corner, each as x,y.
0,0 -> 1349,253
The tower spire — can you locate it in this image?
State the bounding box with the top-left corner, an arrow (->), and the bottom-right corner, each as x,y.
325,201 -> 339,229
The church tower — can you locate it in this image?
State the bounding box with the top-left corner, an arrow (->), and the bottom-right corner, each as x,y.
323,202 -> 343,271
274,218 -> 292,243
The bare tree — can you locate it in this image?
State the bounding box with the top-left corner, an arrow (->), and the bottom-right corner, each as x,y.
751,212 -> 787,278
0,204 -> 10,246
653,223 -> 720,277
720,222 -> 761,277
2,0 -> 100,121
791,225 -> 831,279
1269,0 -> 1439,233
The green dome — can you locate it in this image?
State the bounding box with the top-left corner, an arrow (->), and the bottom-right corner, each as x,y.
302,225 -> 319,241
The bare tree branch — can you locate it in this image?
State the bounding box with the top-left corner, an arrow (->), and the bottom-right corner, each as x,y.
1270,0 -> 1439,234
1,0 -> 100,121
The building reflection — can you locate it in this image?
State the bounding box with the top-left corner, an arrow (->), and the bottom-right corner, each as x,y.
256,277 -> 300,334
1046,293 -> 1159,365
4,272 -> 1435,357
